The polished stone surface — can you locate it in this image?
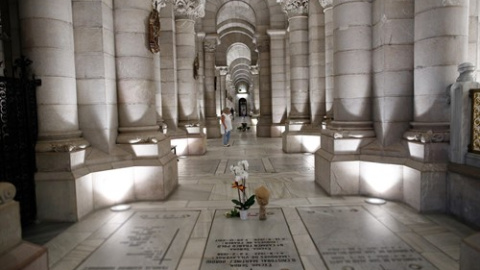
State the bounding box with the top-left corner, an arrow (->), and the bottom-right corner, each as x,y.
76,210 -> 199,270
27,126 -> 478,270
298,206 -> 436,270
201,208 -> 302,270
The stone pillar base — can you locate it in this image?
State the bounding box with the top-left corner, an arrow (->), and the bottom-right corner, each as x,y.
170,133 -> 207,156
35,138 -> 178,222
282,131 -> 321,153
315,148 -> 360,195
205,117 -> 221,138
403,159 -> 447,212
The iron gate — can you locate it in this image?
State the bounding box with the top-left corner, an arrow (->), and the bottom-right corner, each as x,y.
0,56 -> 40,225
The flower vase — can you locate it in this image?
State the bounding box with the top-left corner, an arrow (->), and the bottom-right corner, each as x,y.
239,210 -> 248,220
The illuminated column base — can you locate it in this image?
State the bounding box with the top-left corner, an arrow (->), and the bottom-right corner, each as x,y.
316,131 -> 447,212
35,137 -> 178,222
170,134 -> 207,156
205,117 -> 221,138
315,122 -> 375,194
282,130 -> 321,154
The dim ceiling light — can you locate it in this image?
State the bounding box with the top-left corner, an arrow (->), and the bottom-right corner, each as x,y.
365,198 -> 386,205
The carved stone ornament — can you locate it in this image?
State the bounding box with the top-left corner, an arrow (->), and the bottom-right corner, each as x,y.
456,62 -> 476,82
36,138 -> 91,152
0,182 -> 16,204
148,3 -> 161,53
403,129 -> 450,143
173,0 -> 206,20
116,126 -> 165,144
152,0 -> 168,10
256,39 -> 270,53
204,39 -> 218,52
319,0 -> 333,9
281,0 -> 309,17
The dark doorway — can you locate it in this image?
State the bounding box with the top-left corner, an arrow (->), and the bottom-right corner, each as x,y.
239,98 -> 247,117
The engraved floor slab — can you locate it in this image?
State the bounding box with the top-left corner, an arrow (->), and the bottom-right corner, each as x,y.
225,158 -> 266,173
76,211 -> 199,270
201,208 -> 303,270
298,206 -> 438,270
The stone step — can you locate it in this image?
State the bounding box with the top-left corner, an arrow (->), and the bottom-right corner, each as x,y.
0,241 -> 48,270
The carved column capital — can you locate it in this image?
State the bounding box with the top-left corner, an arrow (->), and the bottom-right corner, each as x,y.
0,182 -> 16,204
173,0 -> 206,20
204,35 -> 219,52
218,66 -> 228,76
250,65 -> 259,75
152,0 -> 168,11
319,0 -> 332,9
255,36 -> 270,53
280,0 -> 309,17
456,62 -> 476,82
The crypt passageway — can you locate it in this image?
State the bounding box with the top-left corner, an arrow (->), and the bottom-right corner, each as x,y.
1,0 -> 480,269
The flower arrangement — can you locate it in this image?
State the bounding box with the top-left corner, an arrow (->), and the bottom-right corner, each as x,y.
226,160 -> 255,218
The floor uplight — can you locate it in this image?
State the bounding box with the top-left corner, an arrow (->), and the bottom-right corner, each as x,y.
110,204 -> 131,212
365,198 -> 386,205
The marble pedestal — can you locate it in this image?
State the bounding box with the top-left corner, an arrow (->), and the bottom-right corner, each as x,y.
35,141 -> 178,222
0,195 -> 48,270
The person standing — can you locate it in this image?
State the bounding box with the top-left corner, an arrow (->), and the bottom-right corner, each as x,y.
221,107 -> 233,146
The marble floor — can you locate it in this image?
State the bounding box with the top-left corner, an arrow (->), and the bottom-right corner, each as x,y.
28,119 -> 478,270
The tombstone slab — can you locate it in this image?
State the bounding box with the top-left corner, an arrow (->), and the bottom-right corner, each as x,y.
76,210 -> 199,270
201,208 -> 303,270
298,206 -> 437,270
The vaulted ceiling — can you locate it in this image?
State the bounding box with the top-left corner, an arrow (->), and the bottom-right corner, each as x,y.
197,0 -> 286,91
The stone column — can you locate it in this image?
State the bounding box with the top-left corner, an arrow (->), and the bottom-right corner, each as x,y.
256,35 -> 273,137
309,0 -> 325,126
283,0 -> 310,125
215,69 -> 221,116
250,65 -> 260,116
19,0 -> 89,152
332,0 -> 373,126
315,0 -> 375,195
372,0 -> 414,147
219,67 -> 228,110
196,32 -> 205,122
114,0 -> 163,144
469,0 -> 479,69
401,0 -> 469,212
404,0 -> 469,155
174,0 -> 205,129
321,0 -> 334,120
74,0 -> 117,153
204,34 -> 220,138
267,29 -> 288,132
159,1 -> 178,132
